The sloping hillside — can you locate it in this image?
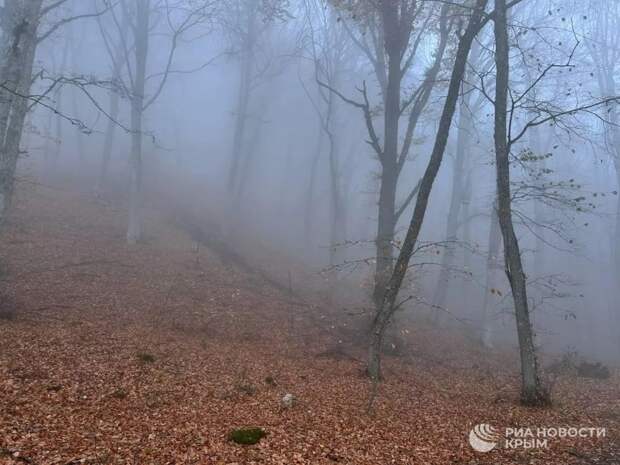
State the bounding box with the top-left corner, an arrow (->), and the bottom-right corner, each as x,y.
0,183 -> 618,465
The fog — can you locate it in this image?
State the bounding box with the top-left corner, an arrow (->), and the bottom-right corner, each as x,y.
2,0 -> 620,462
28,0 -> 618,356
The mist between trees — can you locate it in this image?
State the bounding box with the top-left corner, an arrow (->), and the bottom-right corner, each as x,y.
3,0 -> 620,407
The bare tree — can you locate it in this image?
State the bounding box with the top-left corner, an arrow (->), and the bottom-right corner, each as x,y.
0,0 -> 113,222
112,0 -> 215,243
367,0 -> 490,381
302,0 -> 358,282
94,3 -> 129,196
493,0 -> 549,406
327,0 -> 452,308
431,41 -> 488,316
223,0 -> 290,199
0,0 -> 45,222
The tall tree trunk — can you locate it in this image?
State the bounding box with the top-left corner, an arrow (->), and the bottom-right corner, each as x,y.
95,8 -> 129,196
529,125 -> 546,278
228,0 -> 258,195
51,36 -> 70,171
69,23 -> 85,164
493,0 -> 549,406
232,93 -> 265,205
432,90 -> 473,313
126,0 -> 149,244
96,86 -> 120,196
372,3 -> 401,308
326,105 -> 346,281
0,0 -> 43,222
481,202 -> 501,348
304,122 -> 324,245
367,0 -> 488,380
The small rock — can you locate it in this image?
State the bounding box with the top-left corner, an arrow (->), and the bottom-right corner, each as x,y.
281,393 -> 295,409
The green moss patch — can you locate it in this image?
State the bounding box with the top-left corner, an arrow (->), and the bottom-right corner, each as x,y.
136,352 -> 156,363
228,427 -> 266,445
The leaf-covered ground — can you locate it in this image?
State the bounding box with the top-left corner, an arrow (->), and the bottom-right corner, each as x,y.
0,183 -> 618,465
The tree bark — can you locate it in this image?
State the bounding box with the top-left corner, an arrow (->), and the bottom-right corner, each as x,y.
493,0 -> 549,406
126,0 -> 149,244
0,0 -> 43,222
372,2 -> 402,308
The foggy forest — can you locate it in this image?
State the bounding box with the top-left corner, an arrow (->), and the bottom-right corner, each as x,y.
0,0 -> 619,463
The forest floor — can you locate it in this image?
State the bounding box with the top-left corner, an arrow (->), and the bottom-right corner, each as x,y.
0,181 -> 619,465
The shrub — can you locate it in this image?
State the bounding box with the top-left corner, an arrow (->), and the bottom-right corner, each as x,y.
577,361 -> 610,380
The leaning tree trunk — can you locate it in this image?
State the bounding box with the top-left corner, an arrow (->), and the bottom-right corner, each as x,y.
493,0 -> 549,406
126,0 -> 149,244
367,0 -> 489,380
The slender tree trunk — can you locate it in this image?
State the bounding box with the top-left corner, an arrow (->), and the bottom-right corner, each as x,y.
96,87 -> 120,196
603,71 -> 620,347
69,23 -> 86,164
432,91 -> 473,313
481,202 -> 501,348
529,125 -> 546,277
228,0 -> 258,195
95,9 -> 129,196
372,4 -> 401,308
461,171 -> 473,269
493,0 -> 549,406
51,36 -> 70,172
367,0 -> 488,380
322,68 -> 346,278
327,123 -> 346,288
52,86 -> 63,165
126,0 -> 149,244
232,94 -> 265,205
304,122 -> 323,244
